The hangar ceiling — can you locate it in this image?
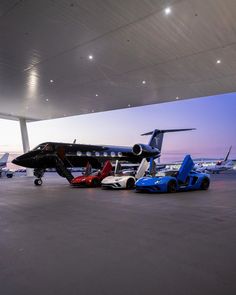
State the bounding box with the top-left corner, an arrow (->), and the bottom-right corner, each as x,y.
1,0 -> 236,121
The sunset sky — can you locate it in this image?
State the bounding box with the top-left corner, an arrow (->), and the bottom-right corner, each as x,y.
0,92 -> 235,162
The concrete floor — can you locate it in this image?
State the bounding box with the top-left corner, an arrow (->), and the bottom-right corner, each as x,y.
0,172 -> 236,295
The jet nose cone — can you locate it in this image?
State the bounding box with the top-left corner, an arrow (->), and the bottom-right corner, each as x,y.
12,155 -> 31,167
12,156 -> 21,166
12,156 -> 18,164
12,151 -> 40,168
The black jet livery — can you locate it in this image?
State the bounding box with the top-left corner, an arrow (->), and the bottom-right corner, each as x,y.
12,129 -> 194,185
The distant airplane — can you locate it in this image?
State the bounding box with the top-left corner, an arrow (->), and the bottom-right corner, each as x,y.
0,153 -> 13,178
0,153 -> 9,170
204,146 -> 234,174
12,128 -> 195,185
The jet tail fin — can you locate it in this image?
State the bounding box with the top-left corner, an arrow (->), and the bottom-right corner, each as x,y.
224,146 -> 232,162
141,129 -> 195,151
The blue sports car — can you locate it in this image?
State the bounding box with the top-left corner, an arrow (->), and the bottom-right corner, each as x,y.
135,155 -> 210,193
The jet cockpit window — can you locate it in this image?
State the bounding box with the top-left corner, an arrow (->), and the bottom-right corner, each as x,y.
33,144 -> 47,151
43,144 -> 54,152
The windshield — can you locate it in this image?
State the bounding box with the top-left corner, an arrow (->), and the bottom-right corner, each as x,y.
155,170 -> 178,177
33,144 -> 47,151
91,170 -> 101,176
32,143 -> 54,152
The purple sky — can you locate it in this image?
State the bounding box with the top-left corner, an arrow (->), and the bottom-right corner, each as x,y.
1,92 -> 236,163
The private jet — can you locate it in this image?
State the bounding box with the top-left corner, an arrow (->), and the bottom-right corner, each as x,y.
0,153 -> 13,178
12,128 -> 195,185
204,146 -> 234,174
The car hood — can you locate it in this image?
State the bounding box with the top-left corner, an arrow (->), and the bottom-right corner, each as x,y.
102,175 -> 130,183
136,176 -> 171,186
136,177 -> 159,185
71,176 -> 88,184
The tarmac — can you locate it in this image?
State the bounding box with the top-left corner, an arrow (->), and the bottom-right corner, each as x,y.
0,171 -> 236,295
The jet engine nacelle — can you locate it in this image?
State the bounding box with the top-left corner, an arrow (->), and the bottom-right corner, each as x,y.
132,144 -> 160,157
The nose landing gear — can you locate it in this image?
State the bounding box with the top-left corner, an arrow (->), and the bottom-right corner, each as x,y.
33,169 -> 45,186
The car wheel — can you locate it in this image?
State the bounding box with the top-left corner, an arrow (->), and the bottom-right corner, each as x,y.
34,178 -> 43,186
167,180 -> 177,193
126,178 -> 135,189
200,177 -> 210,190
91,178 -> 100,187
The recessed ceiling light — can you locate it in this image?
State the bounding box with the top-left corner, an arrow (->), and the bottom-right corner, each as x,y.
142,80 -> 146,84
88,55 -> 94,60
50,79 -> 54,83
95,94 -> 99,97
46,98 -> 49,102
176,96 -> 180,100
164,7 -> 171,15
216,60 -> 221,64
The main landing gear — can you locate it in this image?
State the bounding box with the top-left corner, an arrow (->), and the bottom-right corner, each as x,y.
34,169 -> 45,186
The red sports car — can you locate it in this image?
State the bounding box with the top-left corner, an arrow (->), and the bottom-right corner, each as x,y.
71,161 -> 113,187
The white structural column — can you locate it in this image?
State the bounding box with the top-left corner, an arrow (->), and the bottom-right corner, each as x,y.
19,118 -> 30,153
19,118 -> 33,176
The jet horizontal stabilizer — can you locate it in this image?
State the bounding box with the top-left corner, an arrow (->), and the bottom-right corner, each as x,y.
140,128 -> 195,151
141,128 -> 196,136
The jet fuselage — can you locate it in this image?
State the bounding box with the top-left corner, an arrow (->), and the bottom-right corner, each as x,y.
12,142 -> 146,169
